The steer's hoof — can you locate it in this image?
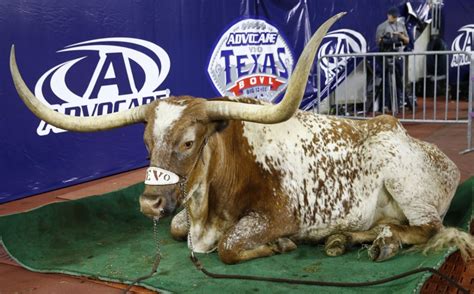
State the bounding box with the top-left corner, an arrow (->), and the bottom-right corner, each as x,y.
368,243 -> 400,262
325,234 -> 349,257
368,237 -> 401,262
272,238 -> 297,253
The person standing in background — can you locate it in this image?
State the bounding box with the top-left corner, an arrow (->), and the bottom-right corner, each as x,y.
375,7 -> 410,113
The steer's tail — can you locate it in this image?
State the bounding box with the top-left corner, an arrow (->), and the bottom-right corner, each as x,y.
421,227 -> 474,261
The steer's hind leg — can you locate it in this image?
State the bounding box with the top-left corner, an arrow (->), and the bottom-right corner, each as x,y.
324,218 -> 401,256
218,211 -> 297,264
363,177 -> 446,262
325,225 -> 385,257
325,222 -> 439,261
359,176 -> 445,261
367,223 -> 440,261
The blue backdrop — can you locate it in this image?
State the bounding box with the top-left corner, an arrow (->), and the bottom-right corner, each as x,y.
0,0 -> 471,203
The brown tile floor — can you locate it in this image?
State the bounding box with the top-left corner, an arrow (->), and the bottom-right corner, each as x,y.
0,123 -> 473,293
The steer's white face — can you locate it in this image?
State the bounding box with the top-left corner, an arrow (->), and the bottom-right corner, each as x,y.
138,97 -> 224,218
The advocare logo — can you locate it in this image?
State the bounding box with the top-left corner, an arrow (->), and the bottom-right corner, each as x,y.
317,29 -> 367,85
451,24 -> 473,67
207,18 -> 294,102
34,37 -> 171,136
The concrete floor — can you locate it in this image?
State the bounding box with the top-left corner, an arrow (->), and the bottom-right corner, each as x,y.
0,122 -> 473,293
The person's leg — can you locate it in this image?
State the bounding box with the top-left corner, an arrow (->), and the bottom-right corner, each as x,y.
395,57 -> 404,111
385,59 -> 393,112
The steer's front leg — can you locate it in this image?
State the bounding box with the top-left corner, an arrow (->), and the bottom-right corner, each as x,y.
170,209 -> 188,241
217,211 -> 297,264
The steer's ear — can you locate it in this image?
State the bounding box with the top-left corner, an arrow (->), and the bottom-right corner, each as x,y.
213,120 -> 229,133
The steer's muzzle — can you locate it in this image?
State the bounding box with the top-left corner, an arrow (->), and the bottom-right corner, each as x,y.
139,186 -> 178,218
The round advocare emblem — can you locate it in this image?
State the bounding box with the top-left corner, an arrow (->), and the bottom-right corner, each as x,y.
207,18 -> 294,102
145,167 -> 180,186
450,24 -> 474,67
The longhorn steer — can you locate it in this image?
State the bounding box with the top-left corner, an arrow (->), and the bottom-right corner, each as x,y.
10,13 -> 473,264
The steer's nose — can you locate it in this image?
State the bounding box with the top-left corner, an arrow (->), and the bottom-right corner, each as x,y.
139,194 -> 168,218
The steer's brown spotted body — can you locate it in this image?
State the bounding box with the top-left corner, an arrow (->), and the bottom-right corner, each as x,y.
145,96 -> 463,263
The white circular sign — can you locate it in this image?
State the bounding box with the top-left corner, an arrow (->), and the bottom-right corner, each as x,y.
207,18 -> 294,102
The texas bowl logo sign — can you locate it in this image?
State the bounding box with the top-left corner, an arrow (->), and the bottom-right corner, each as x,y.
34,37 -> 171,136
451,24 -> 473,67
207,18 -> 294,102
317,29 -> 367,86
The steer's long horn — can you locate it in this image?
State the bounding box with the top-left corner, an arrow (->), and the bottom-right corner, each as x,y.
205,12 -> 346,123
10,46 -> 148,132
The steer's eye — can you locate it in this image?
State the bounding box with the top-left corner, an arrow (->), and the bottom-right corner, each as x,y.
184,141 -> 194,149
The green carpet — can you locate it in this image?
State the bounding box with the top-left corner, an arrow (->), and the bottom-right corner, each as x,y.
1,178 -> 472,293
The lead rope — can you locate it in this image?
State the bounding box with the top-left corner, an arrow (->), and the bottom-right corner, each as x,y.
123,216 -> 162,294
181,181 -> 197,262
122,172 -> 191,293
185,203 -> 196,260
